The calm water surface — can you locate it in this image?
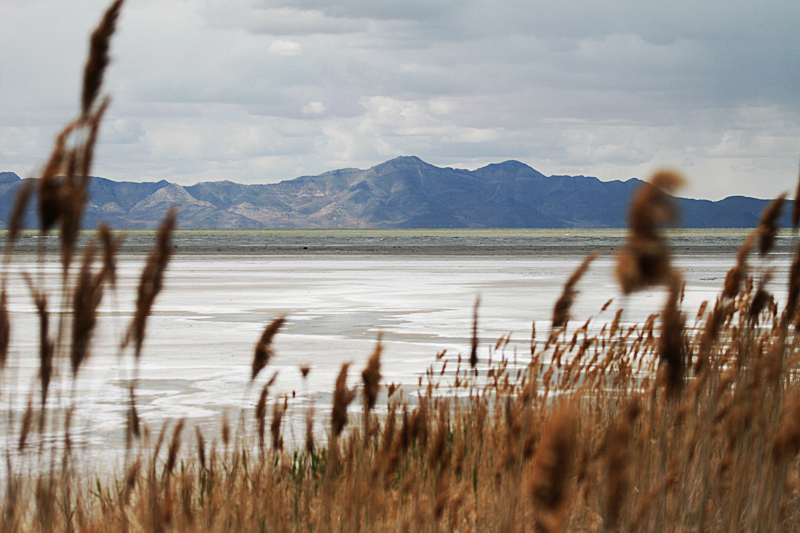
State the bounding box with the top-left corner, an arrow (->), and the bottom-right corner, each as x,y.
0,229 -> 792,465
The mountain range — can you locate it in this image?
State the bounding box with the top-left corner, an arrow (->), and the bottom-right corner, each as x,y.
0,156 -> 790,229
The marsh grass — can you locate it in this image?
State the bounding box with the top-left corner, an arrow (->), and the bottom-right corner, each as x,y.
6,176 -> 800,533
5,1 -> 800,532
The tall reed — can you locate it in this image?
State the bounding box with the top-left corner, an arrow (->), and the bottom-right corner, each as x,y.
4,2 -> 800,532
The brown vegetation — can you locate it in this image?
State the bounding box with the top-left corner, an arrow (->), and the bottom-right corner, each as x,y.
4,2 -> 800,532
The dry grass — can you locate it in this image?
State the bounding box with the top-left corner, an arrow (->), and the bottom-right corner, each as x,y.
6,174 -> 800,533
5,2 -> 800,532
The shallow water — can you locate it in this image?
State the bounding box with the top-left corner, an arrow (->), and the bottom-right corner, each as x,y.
0,229 -> 791,467
5,227 -> 780,256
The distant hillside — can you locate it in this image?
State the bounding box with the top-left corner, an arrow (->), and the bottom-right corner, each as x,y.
0,157 -> 791,229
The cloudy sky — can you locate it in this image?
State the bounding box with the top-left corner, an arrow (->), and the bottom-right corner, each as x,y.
1,0 -> 798,200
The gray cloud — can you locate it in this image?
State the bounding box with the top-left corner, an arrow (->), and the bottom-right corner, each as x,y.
260,0 -> 463,22
0,0 -> 798,201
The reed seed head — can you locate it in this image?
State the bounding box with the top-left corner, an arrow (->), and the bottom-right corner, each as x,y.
8,180 -> 34,244
552,252 -> 598,330
18,396 -> 33,452
82,0 -> 124,117
123,207 -> 177,359
126,385 -> 140,447
221,412 -> 230,448
166,419 -> 185,476
529,406 -> 578,532
603,396 -> 641,527
122,458 -> 141,505
37,123 -> 76,233
256,381 -> 270,450
629,170 -> 684,237
71,242 -> 105,376
332,363 -> 355,437
251,316 -> 286,381
98,222 -> 123,289
79,97 -> 110,182
757,194 -> 786,256
22,274 -> 54,414
615,170 -> 684,295
749,270 -> 774,322
305,405 -> 315,455
723,267 -> 743,300
659,275 -> 686,398
195,426 -> 206,471
362,335 -> 383,411
470,297 -> 480,368
270,397 -> 287,451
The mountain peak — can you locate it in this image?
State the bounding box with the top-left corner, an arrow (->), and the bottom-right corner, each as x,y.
373,155 -> 432,170
367,156 -> 436,177
388,155 -> 425,164
474,160 -> 546,180
481,160 -> 533,172
0,172 -> 21,185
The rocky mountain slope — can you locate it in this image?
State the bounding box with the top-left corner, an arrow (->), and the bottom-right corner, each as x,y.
0,157 -> 789,229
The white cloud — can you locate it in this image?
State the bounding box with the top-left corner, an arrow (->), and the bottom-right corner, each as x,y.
268,39 -> 302,55
0,0 -> 798,202
301,101 -> 327,116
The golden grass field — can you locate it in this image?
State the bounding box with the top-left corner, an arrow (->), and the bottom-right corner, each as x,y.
4,1 -> 800,531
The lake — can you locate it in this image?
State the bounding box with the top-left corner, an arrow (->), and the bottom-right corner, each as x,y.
0,228 -> 793,465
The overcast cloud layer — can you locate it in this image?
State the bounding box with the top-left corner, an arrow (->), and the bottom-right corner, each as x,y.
1,0 -> 798,200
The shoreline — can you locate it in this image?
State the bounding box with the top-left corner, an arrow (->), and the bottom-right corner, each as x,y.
0,243 -> 782,257
0,228 -> 784,258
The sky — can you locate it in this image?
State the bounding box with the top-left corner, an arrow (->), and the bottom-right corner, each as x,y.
1,0 -> 798,201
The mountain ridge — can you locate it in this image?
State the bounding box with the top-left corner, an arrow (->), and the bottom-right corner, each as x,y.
0,157 -> 790,229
